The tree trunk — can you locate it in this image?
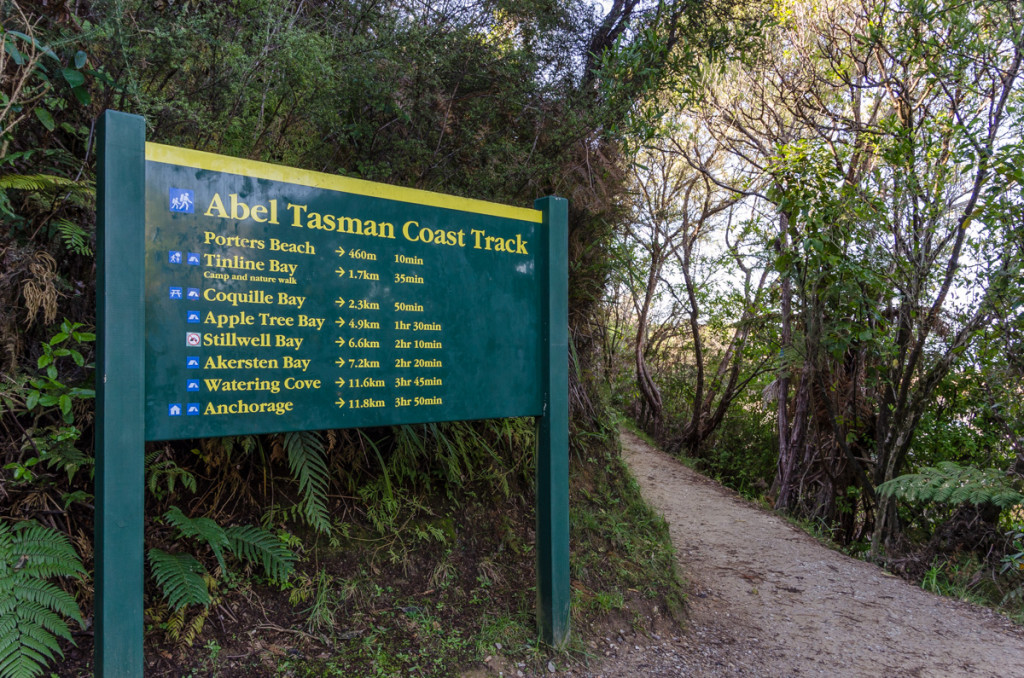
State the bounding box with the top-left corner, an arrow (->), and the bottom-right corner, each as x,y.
634,252 -> 663,431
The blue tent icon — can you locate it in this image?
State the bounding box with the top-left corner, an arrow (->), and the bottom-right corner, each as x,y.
186,379 -> 200,391
187,311 -> 200,323
186,356 -> 200,368
186,403 -> 200,415
186,288 -> 200,300
187,253 -> 201,265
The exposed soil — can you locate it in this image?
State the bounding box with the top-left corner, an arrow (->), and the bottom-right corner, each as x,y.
549,430 -> 1024,677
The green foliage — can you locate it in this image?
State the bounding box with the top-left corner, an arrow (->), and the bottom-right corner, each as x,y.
878,462 -> 1024,509
146,505 -> 296,650
2,322 -> 94,486
145,450 -> 197,499
165,506 -> 231,575
569,431 -> 685,617
919,552 -> 1024,623
224,525 -> 296,585
0,519 -> 84,678
148,549 -> 210,611
22,426 -> 91,483
281,431 -> 331,535
0,173 -> 85,194
20,320 -> 94,423
287,570 -> 340,634
1000,526 -> 1024,578
158,506 -> 296,590
51,218 -> 91,256
692,407 -> 776,499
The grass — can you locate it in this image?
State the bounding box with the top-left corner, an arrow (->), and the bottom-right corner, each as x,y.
916,553 -> 1024,624
569,424 -> 687,624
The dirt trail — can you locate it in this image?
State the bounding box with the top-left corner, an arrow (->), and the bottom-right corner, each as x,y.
585,430 -> 1024,677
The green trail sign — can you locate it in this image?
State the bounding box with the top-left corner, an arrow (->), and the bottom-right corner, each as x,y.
95,111 -> 568,677
144,142 -> 545,439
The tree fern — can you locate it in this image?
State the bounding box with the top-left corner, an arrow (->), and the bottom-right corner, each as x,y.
282,431 -> 331,533
878,461 -> 1024,508
148,549 -> 210,611
0,520 -> 84,678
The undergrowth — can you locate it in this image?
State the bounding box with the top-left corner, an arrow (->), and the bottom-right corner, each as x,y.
918,553 -> 1024,625
570,428 -> 686,625
255,418 -> 685,678
35,414 -> 685,677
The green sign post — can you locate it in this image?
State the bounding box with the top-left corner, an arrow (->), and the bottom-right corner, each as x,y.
95,110 -> 569,676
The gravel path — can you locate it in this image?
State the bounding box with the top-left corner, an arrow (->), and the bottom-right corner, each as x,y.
559,430 -> 1024,677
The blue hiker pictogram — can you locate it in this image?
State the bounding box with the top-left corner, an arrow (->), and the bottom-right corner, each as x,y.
186,310 -> 200,323
186,288 -> 200,300
169,188 -> 195,213
187,252 -> 201,265
169,251 -> 182,264
186,379 -> 200,392
168,403 -> 182,416
169,286 -> 183,299
186,403 -> 200,415
186,356 -> 200,368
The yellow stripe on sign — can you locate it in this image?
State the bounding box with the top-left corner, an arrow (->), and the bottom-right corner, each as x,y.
145,142 -> 543,223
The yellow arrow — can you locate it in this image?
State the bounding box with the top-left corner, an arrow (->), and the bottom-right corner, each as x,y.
335,317 -> 346,328
335,377 -> 345,388
335,267 -> 345,277
335,358 -> 346,367
335,398 -> 345,409
335,337 -> 346,347
335,246 -> 346,257
334,296 -> 346,307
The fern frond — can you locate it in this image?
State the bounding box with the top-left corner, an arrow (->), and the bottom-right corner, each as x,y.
147,549 -> 210,611
4,600 -> 67,646
180,608 -> 208,647
282,431 -> 331,534
224,525 -> 296,584
878,462 -> 1024,509
53,218 -> 91,256
9,581 -> 81,630
0,174 -> 81,193
4,522 -> 85,582
147,457 -> 198,498
164,507 -> 229,574
0,620 -> 59,678
34,430 -> 91,483
0,519 -> 85,678
164,608 -> 186,642
0,589 -> 76,678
